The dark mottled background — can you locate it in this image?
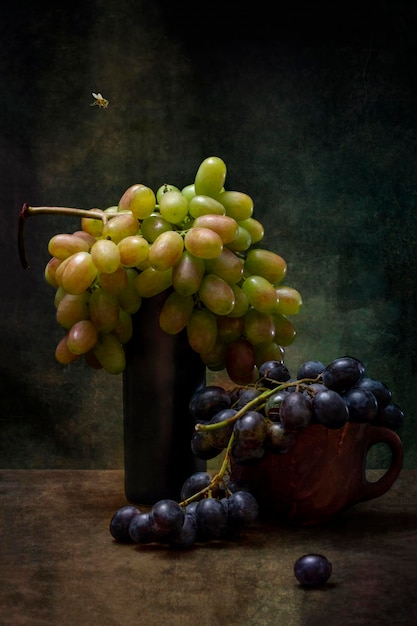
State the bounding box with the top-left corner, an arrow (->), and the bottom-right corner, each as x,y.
1,0 -> 416,469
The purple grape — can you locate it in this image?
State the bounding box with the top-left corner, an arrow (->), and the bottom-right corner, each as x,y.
226,490 -> 259,530
322,356 -> 365,392
264,389 -> 291,421
180,471 -> 212,501
109,505 -> 141,543
343,387 -> 378,423
191,431 -> 220,460
279,392 -> 312,431
265,421 -> 296,453
296,360 -> 325,379
258,360 -> 291,388
294,553 -> 332,587
129,512 -> 158,544
168,514 -> 197,549
311,388 -> 349,429
189,385 -> 231,421
195,497 -> 228,541
355,377 -> 392,409
233,388 -> 263,410
372,402 -> 405,430
150,499 -> 185,538
207,408 -> 237,449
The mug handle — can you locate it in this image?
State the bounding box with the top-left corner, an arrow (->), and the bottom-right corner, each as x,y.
355,426 -> 403,503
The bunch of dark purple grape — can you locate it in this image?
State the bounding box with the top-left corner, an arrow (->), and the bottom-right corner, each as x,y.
110,473 -> 259,549
190,356 -> 404,465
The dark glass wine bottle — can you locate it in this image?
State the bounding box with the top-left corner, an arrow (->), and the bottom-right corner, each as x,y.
123,290 -> 206,504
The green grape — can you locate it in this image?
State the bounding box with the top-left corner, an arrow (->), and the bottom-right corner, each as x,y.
156,183 -> 180,204
244,248 -> 287,284
140,214 -> 173,243
55,335 -> 80,364
89,287 -> 120,333
72,229 -> 96,248
48,233 -> 90,260
93,332 -> 126,374
45,256 -> 62,289
273,286 -> 303,315
244,308 -> 275,345
198,274 -> 236,316
67,319 -> 98,355
60,251 -> 98,295
186,308 -> 217,353
81,208 -> 105,238
272,313 -> 296,346
158,189 -> 189,225
241,275 -> 278,313
172,251 -> 205,296
237,217 -> 264,244
90,239 -> 121,274
204,248 -> 244,285
225,225 -> 251,252
56,291 -> 90,329
118,269 -> 143,314
200,340 -> 227,370
216,315 -> 245,343
226,284 -> 250,317
117,235 -> 149,268
113,308 -> 133,344
254,341 -> 285,367
181,184 -> 196,203
148,230 -> 184,271
225,337 -> 257,385
98,266 -> 129,295
134,267 -> 173,297
218,190 -> 253,221
184,227 -> 223,259
159,291 -> 194,334
101,212 -> 139,243
117,184 -> 142,211
192,214 -> 238,244
188,194 -> 226,218
118,184 -> 156,219
194,156 -> 227,197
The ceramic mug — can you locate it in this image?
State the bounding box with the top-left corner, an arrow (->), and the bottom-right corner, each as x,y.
230,422 -> 403,525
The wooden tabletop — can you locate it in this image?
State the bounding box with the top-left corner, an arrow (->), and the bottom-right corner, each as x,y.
1,469 -> 416,625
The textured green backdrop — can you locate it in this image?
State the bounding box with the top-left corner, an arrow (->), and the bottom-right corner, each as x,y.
1,0 -> 416,468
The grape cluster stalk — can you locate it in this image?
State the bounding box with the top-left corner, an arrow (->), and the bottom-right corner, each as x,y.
18,156 -> 302,382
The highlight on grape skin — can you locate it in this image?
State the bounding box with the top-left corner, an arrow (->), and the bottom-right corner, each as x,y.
18,156 -> 303,380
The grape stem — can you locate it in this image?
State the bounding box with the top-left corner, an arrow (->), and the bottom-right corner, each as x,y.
18,203 -> 108,269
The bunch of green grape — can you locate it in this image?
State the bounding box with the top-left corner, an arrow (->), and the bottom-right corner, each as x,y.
44,156 -> 302,382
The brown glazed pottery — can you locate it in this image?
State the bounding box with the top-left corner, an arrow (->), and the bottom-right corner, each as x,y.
230,422 -> 403,525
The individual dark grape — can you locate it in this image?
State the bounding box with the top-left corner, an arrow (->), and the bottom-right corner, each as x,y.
343,387 -> 378,423
168,514 -> 197,549
149,499 -> 185,538
191,431 -> 221,460
279,392 -> 312,431
109,505 -> 141,543
322,356 -> 365,392
355,377 -> 392,410
311,388 -> 349,428
294,554 -> 332,587
265,421 -> 296,453
206,408 -> 237,449
195,497 -> 228,541
372,402 -> 405,430
258,360 -> 291,388
129,512 -> 158,544
264,389 -> 291,421
225,490 -> 259,530
296,360 -> 325,380
232,440 -> 265,463
234,411 -> 267,446
189,385 -> 232,421
180,471 -> 212,501
233,388 -> 263,410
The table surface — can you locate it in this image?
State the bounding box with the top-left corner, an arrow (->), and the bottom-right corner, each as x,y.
1,469 -> 416,626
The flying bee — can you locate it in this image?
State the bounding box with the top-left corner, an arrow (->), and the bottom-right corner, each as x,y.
91,92 -> 109,108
